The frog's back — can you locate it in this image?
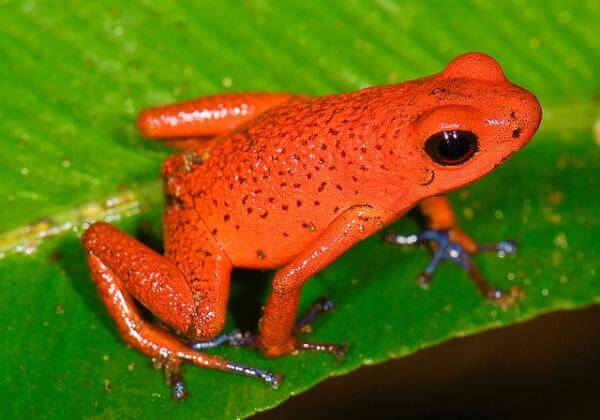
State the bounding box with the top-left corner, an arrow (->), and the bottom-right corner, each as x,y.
161,87 -> 406,269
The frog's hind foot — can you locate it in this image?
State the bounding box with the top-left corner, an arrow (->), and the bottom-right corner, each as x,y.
190,330 -> 249,350
221,361 -> 282,388
160,358 -> 188,401
385,229 -> 524,307
156,354 -> 282,401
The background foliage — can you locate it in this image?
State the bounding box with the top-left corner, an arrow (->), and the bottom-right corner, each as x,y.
0,0 -> 598,418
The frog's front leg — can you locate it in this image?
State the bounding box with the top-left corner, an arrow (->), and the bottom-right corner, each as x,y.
82,212 -> 281,400
386,196 -> 523,307
258,206 -> 398,358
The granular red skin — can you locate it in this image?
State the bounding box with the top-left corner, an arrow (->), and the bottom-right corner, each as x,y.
83,53 -> 542,370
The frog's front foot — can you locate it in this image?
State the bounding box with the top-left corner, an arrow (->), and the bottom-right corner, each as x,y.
190,298 -> 346,358
385,229 -> 524,307
259,297 -> 347,359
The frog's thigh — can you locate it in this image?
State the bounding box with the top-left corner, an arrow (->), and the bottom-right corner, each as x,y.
82,222 -> 196,347
163,205 -> 233,341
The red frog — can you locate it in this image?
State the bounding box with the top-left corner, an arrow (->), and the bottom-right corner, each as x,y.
82,52 -> 542,399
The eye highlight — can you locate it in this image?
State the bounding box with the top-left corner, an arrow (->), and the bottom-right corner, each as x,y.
424,130 -> 478,166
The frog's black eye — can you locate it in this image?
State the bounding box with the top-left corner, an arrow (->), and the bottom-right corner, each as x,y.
424,130 -> 478,166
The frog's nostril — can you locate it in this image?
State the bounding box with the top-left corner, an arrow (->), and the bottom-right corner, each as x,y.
509,91 -> 542,144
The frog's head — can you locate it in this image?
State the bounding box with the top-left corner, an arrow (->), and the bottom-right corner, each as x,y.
397,52 -> 542,201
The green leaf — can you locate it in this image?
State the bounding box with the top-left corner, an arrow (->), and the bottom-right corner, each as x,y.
0,0 -> 598,418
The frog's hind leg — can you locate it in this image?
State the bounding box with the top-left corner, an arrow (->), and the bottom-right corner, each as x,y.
385,196 -> 524,307
82,222 -> 281,400
137,92 -> 303,148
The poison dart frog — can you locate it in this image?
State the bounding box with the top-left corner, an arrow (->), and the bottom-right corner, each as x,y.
82,52 -> 542,399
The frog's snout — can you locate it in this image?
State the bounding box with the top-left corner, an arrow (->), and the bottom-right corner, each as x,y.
513,89 -> 542,145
